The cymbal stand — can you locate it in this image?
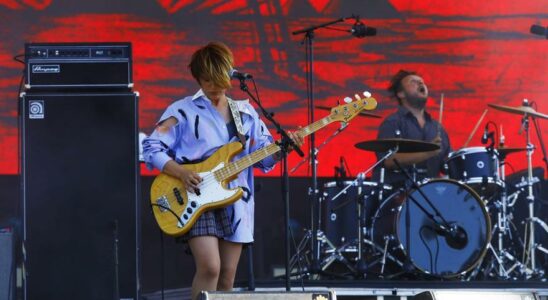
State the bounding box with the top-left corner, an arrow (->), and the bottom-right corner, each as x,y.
519,108 -> 545,277
331,147 -> 397,277
287,125 -> 349,278
492,151 -> 513,278
287,228 -> 354,279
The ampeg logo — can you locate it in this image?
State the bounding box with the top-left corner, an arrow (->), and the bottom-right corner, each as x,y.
32,64 -> 60,73
29,100 -> 44,119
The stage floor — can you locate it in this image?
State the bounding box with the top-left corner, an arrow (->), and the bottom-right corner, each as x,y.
142,279 -> 548,300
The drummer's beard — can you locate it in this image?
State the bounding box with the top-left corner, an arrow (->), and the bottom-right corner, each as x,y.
406,94 -> 427,110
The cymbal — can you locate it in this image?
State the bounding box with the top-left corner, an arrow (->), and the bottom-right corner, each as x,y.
355,138 -> 440,153
488,103 -> 548,120
497,147 -> 528,156
315,105 -> 382,119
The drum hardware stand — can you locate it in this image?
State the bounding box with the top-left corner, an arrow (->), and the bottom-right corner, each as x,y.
331,148 -> 397,277
379,235 -> 394,276
287,229 -> 353,279
488,150 -> 518,278
487,150 -> 538,279
287,125 -> 350,278
518,102 -> 546,278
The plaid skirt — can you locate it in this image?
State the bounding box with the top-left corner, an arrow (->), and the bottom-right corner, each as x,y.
177,207 -> 234,243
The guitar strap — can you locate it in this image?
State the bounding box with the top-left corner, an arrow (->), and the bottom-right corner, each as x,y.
227,98 -> 247,148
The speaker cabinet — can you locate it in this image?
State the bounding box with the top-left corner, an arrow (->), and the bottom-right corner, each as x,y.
0,230 -> 14,300
20,92 -> 140,300
200,291 -> 336,300
413,290 -> 538,300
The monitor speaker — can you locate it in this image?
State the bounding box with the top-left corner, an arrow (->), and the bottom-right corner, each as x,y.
413,290 -> 537,300
200,291 -> 336,300
20,92 -> 140,300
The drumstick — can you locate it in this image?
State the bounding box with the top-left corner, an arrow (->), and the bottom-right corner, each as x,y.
462,108 -> 488,148
438,93 -> 444,136
439,93 -> 444,124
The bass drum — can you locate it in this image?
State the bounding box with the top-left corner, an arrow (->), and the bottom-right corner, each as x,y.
371,179 -> 491,278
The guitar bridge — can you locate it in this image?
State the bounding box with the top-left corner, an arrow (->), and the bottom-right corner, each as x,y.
156,195 -> 170,212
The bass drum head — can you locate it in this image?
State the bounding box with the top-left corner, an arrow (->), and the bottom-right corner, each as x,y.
372,179 -> 491,278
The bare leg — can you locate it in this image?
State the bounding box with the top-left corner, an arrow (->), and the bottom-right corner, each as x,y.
188,236 -> 221,300
217,240 -> 243,291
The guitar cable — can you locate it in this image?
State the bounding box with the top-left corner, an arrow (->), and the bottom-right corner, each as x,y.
150,202 -> 183,300
150,203 -> 186,229
160,229 -> 165,300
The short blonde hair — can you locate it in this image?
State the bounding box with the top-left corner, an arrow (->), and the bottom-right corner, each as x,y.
188,42 -> 233,89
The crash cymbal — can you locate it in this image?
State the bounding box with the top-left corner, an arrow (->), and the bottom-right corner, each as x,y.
488,103 -> 548,120
315,105 -> 382,118
497,147 -> 528,156
355,138 -> 440,153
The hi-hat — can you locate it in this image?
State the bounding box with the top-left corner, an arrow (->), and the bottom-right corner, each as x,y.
488,103 -> 548,120
355,138 -> 440,153
497,147 -> 528,156
315,105 -> 381,118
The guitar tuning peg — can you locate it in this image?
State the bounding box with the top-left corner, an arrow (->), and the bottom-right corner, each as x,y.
354,94 -> 361,101
363,91 -> 371,98
343,96 -> 352,103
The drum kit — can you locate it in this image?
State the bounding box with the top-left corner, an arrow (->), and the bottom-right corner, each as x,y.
289,100 -> 547,280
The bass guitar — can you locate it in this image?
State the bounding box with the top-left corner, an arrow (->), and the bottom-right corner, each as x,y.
150,94 -> 377,236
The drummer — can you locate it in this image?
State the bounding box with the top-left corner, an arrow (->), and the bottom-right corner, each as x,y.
374,70 -> 451,190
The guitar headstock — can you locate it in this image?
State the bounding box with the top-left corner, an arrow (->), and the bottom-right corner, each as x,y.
328,91 -> 378,123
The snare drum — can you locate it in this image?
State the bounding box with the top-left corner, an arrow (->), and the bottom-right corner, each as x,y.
322,180 -> 391,247
446,147 -> 502,198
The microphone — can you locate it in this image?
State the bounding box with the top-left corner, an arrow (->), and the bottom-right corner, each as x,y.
499,124 -> 505,147
432,222 -> 468,249
229,69 -> 253,80
445,225 -> 468,249
350,21 -> 376,38
481,123 -> 489,144
530,24 -> 548,39
339,156 -> 346,179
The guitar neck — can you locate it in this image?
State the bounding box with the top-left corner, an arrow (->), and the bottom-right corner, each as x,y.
216,115 -> 335,180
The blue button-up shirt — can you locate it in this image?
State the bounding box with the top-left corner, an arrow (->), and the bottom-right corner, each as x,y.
142,89 -> 277,243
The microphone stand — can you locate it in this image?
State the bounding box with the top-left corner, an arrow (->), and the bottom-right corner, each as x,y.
238,79 -> 303,291
290,123 -> 348,174
292,15 -> 351,276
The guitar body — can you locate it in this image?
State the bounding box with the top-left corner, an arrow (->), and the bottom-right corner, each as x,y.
150,142 -> 244,237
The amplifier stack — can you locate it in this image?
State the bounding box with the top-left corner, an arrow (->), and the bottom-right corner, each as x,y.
21,42 -> 140,300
